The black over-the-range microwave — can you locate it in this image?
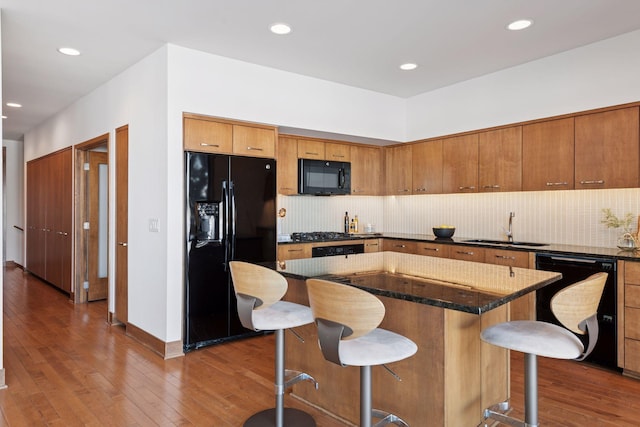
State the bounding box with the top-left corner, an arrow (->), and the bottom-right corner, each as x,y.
298,159 -> 351,195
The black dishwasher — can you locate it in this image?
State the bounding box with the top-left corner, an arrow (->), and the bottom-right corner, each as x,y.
536,253 -> 618,371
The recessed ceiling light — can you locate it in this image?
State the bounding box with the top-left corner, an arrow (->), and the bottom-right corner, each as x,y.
400,63 -> 418,71
270,23 -> 292,35
6,102 -> 22,108
507,19 -> 533,31
58,47 -> 81,56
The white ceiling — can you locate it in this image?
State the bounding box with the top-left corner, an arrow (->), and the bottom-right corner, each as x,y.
3,0 -> 640,141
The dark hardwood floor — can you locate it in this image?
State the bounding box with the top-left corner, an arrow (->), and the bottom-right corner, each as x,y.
2,264 -> 640,426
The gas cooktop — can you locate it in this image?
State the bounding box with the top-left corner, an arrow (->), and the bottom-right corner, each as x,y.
290,231 -> 353,242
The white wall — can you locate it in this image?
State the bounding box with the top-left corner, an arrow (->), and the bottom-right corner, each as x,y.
24,46 -> 170,340
3,139 -> 24,265
406,29 -> 640,140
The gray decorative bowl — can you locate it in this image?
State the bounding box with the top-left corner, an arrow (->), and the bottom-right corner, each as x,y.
433,227 -> 455,238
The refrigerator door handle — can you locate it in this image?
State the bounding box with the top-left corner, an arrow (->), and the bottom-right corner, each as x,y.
230,181 -> 237,260
222,180 -> 230,269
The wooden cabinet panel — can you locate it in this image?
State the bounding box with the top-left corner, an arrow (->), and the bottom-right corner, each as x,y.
183,117 -> 233,153
232,125 -> 276,158
412,139 -> 443,194
277,243 -> 311,261
627,284 -> 640,308
351,145 -> 382,195
484,248 -> 529,268
626,261 -> 640,285
297,139 -> 325,159
626,307 -> 640,341
325,142 -> 351,162
383,239 -> 417,254
277,137 -> 299,195
385,145 -> 412,195
442,134 -> 478,193
449,245 -> 485,263
478,127 -> 522,192
415,242 -> 450,258
575,106 -> 640,190
522,118 -> 574,191
364,239 -> 382,253
624,339 -> 640,373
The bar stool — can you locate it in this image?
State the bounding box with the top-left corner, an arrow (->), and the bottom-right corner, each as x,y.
479,272 -> 607,427
306,278 -> 418,427
229,261 -> 318,427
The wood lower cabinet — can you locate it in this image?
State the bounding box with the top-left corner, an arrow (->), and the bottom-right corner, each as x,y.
522,117 -> 574,191
364,239 -> 382,253
478,126 -> 522,192
415,241 -> 450,258
484,248 -> 533,320
442,134 -> 478,193
351,145 -> 382,195
412,139 -> 443,194
26,148 -> 73,293
575,106 -> 640,190
385,145 -> 413,195
622,261 -> 640,376
449,245 -> 485,262
383,239 -> 418,254
277,243 -> 311,261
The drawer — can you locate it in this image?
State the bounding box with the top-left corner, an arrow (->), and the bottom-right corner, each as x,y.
626,261 -> 640,286
627,284 -> 640,308
184,118 -> 233,153
277,243 -> 311,261
484,248 -> 529,268
415,242 -> 450,258
232,125 -> 276,158
449,245 -> 486,263
364,239 -> 381,253
624,338 -> 640,373
625,306 -> 640,340
383,239 -> 417,254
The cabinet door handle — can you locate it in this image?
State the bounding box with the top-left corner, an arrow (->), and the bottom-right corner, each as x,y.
305,152 -> 319,155
482,184 -> 500,189
246,146 -> 264,151
353,189 -> 363,193
458,186 -> 476,190
394,244 -> 406,248
423,247 -> 439,252
579,180 -> 604,185
288,249 -> 303,252
280,187 -> 294,190
332,154 -> 345,158
366,243 -> 379,247
495,255 -> 515,260
546,181 -> 568,186
398,189 -> 410,192
415,188 -> 427,192
456,250 -> 474,255
200,143 -> 220,147
118,242 -> 128,247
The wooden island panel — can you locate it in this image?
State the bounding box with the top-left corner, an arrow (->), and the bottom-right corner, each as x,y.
284,277 -> 508,426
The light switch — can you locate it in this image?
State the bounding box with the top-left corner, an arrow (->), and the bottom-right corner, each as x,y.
149,218 -> 159,232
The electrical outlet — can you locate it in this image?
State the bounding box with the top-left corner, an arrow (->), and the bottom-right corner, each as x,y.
149,218 -> 159,232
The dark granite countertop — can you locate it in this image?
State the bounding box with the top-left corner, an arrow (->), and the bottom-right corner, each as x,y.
279,232 -> 640,260
272,252 -> 561,315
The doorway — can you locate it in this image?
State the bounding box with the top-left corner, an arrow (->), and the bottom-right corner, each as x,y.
75,134 -> 109,303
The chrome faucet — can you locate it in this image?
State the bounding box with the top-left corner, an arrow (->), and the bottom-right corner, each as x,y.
506,212 -> 515,242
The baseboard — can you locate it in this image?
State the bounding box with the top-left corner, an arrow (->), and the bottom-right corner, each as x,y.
126,322 -> 184,360
0,368 -> 6,389
3,261 -> 23,269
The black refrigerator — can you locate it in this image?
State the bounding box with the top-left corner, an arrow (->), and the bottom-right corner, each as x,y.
184,152 -> 277,351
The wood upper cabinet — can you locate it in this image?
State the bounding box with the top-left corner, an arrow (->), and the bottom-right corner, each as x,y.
297,139 -> 325,159
184,117 -> 233,153
325,142 -> 351,162
384,145 -> 412,195
184,114 -> 276,158
522,117 -> 575,191
442,134 -> 478,193
351,145 -> 382,195
575,106 -> 640,190
412,139 -> 443,194
478,126 -> 522,192
277,137 -> 299,195
232,125 -> 276,158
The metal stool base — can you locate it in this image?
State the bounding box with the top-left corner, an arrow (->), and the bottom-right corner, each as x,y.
243,408 -> 316,427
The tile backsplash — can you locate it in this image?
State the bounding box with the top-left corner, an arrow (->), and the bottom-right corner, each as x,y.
278,188 -> 640,248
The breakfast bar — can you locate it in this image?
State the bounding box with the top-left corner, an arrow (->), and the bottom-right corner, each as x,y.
275,252 -> 561,426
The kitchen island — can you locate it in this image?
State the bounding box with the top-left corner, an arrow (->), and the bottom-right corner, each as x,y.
274,252 -> 561,426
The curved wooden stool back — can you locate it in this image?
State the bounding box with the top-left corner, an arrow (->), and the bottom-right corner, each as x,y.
229,261 -> 287,309
551,271 -> 607,335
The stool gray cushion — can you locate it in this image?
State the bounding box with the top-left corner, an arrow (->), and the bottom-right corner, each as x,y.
481,320 -> 584,360
251,300 -> 314,331
338,328 -> 418,367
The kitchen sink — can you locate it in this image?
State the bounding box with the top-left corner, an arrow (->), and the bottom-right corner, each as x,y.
463,239 -> 548,247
